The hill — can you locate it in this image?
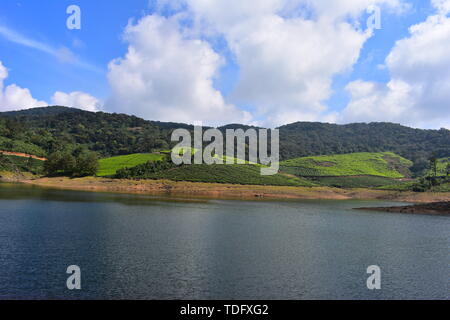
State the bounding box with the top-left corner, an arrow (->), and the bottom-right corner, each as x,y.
97,153 -> 165,177
278,122 -> 449,176
0,106 -> 449,176
0,154 -> 44,176
0,136 -> 47,157
0,106 -> 190,158
280,152 -> 412,178
115,162 -> 315,187
279,152 -> 413,188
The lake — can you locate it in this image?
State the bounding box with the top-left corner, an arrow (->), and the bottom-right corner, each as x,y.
0,183 -> 448,300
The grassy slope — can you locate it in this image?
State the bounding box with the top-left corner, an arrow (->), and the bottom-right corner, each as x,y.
111,149 -> 309,186
280,152 -> 412,178
0,136 -> 47,157
97,153 -> 164,177
135,164 -> 315,187
97,151 -> 418,188
0,154 -> 44,175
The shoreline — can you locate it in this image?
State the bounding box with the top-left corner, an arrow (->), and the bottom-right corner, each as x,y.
7,176 -> 450,203
356,202 -> 450,215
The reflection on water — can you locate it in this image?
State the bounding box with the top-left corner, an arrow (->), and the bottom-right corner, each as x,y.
0,183 -> 449,300
0,182 -> 208,205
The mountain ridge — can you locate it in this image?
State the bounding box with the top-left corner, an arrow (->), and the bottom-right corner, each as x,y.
1,106 -> 449,177
2,105 -> 448,131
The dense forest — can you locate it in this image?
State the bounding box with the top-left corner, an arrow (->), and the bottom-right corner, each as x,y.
0,106 -> 449,176
0,106 -> 189,157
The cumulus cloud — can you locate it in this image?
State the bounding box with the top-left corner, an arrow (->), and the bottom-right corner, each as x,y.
341,1 -> 450,128
0,61 -> 101,113
152,0 -> 405,126
106,15 -> 252,126
52,91 -> 101,112
229,16 -> 369,126
0,61 -> 48,111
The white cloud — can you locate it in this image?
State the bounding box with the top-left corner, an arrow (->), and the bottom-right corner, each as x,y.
153,0 -> 405,127
341,1 -> 450,128
228,15 -> 369,126
432,0 -> 450,14
0,61 -> 48,111
0,61 -> 101,113
0,60 -> 8,82
106,15 -> 251,126
51,91 -> 101,112
301,0 -> 409,20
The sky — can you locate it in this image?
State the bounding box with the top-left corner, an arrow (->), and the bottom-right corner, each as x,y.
0,0 -> 449,128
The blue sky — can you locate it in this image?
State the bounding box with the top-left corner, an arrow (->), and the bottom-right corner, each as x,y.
326,0 -> 432,111
0,0 -> 448,128
0,0 -> 150,101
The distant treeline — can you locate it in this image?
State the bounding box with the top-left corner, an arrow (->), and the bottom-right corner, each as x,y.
1,106 -> 449,176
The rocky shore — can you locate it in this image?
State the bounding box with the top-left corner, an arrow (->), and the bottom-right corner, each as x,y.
356,202 -> 450,215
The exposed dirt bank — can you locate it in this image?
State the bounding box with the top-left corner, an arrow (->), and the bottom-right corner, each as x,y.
16,176 -> 450,203
0,151 -> 47,161
356,202 -> 450,215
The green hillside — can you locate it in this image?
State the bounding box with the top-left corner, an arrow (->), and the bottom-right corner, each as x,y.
1,107 -> 450,177
0,136 -> 47,157
280,152 -> 412,178
117,162 -> 315,187
97,153 -> 164,177
0,154 -> 45,175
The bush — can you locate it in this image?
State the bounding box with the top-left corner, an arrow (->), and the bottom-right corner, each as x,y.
45,149 -> 98,177
72,152 -> 99,177
115,160 -> 176,179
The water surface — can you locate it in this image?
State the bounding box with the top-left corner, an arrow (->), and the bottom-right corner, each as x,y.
0,183 -> 448,299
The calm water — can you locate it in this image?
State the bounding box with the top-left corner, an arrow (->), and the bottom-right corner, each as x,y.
0,183 -> 448,300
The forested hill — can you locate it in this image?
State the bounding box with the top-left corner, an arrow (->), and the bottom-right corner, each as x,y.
0,106 -> 191,157
279,122 -> 450,174
0,106 -> 449,175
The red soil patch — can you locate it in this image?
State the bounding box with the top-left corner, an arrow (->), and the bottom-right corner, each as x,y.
0,151 -> 47,161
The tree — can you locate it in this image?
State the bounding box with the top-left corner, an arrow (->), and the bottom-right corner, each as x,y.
72,151 -> 98,177
26,156 -> 34,168
44,151 -> 75,176
44,150 -> 98,177
410,157 -> 429,178
446,161 -> 450,179
429,155 -> 438,178
44,152 -> 62,176
0,152 -> 6,167
4,119 -> 23,139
